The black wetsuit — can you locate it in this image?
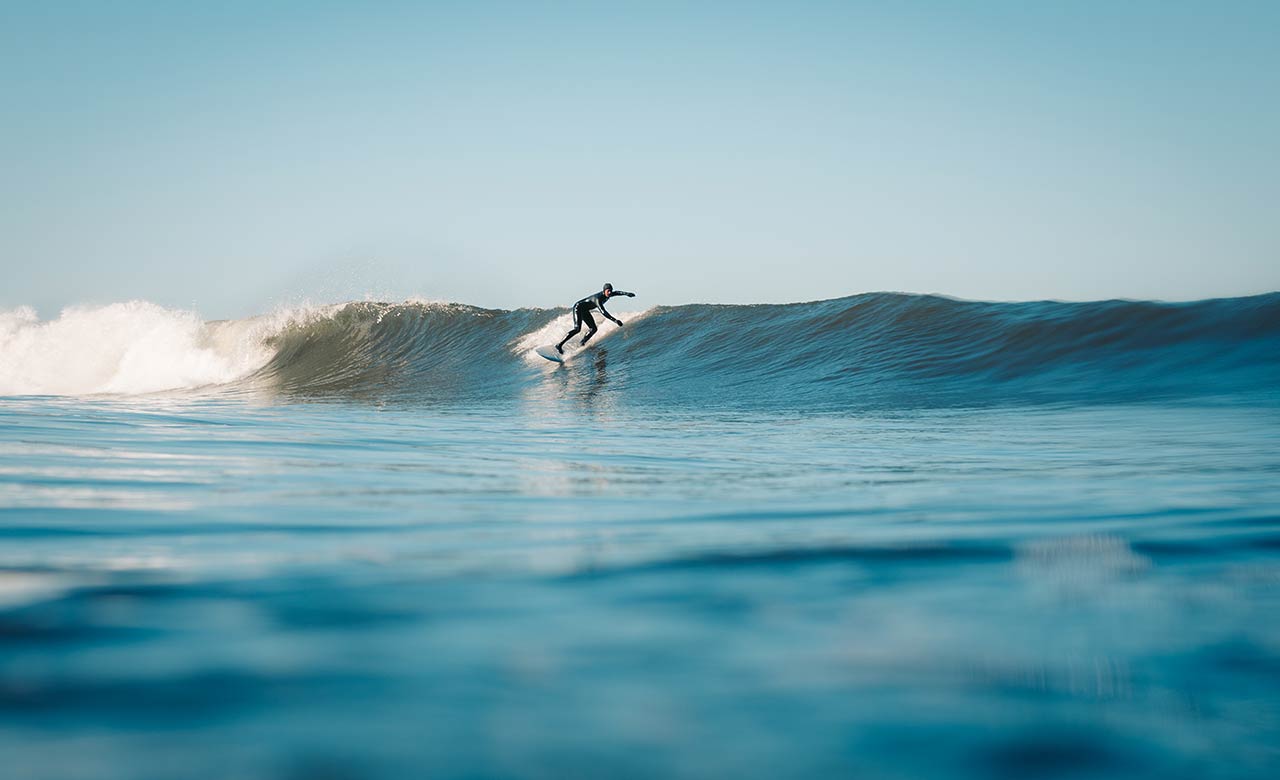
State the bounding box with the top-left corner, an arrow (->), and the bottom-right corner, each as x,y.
557,289 -> 635,351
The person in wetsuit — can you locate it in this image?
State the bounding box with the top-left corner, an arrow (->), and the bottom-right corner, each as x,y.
556,283 -> 636,353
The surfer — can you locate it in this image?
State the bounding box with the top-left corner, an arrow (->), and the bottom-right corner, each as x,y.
556,283 -> 635,354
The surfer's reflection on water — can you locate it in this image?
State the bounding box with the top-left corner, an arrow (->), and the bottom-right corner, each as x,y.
575,347 -> 609,407
521,346 -> 617,415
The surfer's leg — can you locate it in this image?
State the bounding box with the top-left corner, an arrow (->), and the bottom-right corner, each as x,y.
557,309 -> 584,352
579,312 -> 598,345
556,325 -> 579,352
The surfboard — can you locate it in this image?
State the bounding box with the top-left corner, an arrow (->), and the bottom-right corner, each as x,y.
534,345 -> 564,363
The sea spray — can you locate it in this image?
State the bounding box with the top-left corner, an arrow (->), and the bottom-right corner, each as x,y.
0,300 -> 341,396
0,301 -> 270,395
514,307 -> 654,365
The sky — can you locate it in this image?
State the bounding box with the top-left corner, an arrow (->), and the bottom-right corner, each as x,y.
1,0 -> 1277,318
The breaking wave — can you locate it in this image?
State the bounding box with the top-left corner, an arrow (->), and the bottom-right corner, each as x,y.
2,293 -> 1278,408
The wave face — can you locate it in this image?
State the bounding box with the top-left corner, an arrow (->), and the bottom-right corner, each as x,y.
617,293 -> 1280,409
3,293 -> 1278,407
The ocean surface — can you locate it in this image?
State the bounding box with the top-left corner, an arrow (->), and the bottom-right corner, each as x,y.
2,292 -> 1279,779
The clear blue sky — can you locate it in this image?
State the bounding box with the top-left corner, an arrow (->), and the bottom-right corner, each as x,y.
2,0 -> 1277,318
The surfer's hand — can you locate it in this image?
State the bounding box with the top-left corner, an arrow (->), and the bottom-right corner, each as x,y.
616,319 -> 625,327
626,292 -> 636,297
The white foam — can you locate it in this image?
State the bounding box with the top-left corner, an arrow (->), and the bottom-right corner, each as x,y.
515,307 -> 653,364
0,300 -> 329,396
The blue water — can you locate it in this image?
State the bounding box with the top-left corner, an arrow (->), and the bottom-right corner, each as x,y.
2,294 -> 1280,778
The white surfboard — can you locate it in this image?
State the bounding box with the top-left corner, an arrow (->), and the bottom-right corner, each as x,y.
534,345 -> 564,363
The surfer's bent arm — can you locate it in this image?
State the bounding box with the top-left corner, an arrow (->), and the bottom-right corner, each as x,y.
598,302 -> 622,324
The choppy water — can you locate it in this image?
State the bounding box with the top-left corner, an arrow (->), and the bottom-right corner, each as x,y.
2,293 -> 1280,778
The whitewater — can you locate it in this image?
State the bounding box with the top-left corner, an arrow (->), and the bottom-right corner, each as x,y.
2,292 -> 1280,780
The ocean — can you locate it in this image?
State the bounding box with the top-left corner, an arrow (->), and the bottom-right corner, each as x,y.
2,292 -> 1279,779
